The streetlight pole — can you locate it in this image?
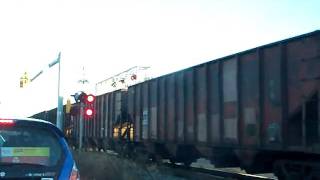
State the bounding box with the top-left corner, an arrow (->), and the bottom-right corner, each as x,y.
56,52 -> 63,130
22,52 -> 63,128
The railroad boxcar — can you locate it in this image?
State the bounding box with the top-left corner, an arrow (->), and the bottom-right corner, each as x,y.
94,89 -> 129,151
32,30 -> 320,179
32,90 -> 129,151
31,105 -> 76,145
127,30 -> 320,178
67,90 -> 129,150
33,90 -> 133,151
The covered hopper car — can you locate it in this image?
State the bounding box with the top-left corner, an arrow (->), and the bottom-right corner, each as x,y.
33,30 -> 320,179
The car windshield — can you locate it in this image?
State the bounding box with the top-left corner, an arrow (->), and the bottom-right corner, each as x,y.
0,124 -> 63,167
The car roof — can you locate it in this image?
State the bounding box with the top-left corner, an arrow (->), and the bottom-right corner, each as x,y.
0,117 -> 64,137
13,117 -> 52,124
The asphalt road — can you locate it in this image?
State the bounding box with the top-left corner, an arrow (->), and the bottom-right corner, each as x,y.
72,150 -> 276,180
72,150 -> 187,180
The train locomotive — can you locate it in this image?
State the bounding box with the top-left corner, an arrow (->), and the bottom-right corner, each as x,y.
32,30 -> 320,179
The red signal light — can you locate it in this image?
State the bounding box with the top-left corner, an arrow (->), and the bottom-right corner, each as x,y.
131,74 -> 137,80
86,94 -> 95,104
85,108 -> 94,117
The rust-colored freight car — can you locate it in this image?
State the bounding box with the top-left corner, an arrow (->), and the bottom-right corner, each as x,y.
63,90 -> 128,150
31,30 -> 320,179
31,90 -> 130,150
91,90 -> 128,149
128,30 -> 320,178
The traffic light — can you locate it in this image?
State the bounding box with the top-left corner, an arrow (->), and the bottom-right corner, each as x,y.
20,72 -> 29,88
66,99 -> 72,114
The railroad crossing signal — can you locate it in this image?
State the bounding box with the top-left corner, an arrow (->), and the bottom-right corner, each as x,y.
83,94 -> 95,118
85,94 -> 95,104
72,92 -> 95,118
75,92 -> 95,150
84,108 -> 93,117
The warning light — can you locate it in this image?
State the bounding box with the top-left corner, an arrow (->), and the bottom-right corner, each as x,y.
131,74 -> 137,80
85,108 -> 94,117
71,92 -> 96,118
86,94 -> 95,104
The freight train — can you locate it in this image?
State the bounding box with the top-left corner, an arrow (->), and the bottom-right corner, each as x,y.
32,30 -> 320,179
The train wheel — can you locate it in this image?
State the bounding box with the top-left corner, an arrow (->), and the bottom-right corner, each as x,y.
149,154 -> 162,166
183,160 -> 192,167
169,158 -> 176,164
121,143 -> 134,159
273,160 -> 314,180
273,161 -> 286,180
134,147 -> 150,164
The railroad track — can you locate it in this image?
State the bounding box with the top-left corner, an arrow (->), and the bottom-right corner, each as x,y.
161,162 -> 277,180
89,150 -> 277,180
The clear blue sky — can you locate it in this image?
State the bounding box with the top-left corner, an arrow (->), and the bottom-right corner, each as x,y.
0,0 -> 319,117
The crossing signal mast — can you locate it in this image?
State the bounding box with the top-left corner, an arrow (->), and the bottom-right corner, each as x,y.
72,91 -> 96,150
95,66 -> 151,95
68,66 -> 97,150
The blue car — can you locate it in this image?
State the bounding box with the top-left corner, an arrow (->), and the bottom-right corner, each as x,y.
0,118 -> 79,180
